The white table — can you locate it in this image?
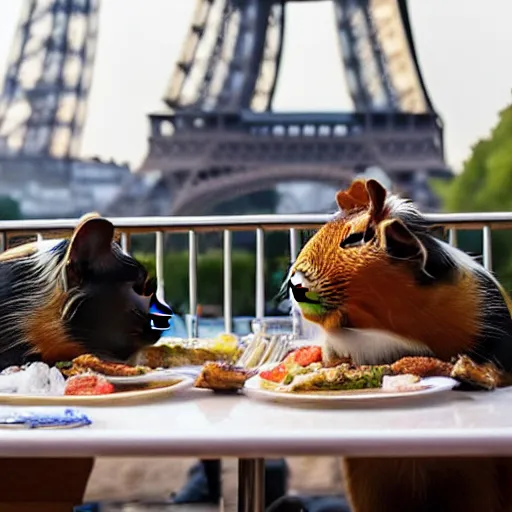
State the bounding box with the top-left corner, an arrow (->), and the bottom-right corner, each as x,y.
2,387 -> 512,511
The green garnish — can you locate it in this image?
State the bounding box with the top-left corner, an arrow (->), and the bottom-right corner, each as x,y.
55,361 -> 73,369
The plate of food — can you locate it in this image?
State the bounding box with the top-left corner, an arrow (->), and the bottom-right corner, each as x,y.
0,356 -> 195,406
243,347 -> 498,405
57,354 -> 202,385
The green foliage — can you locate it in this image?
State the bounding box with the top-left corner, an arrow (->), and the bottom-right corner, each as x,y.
135,250 -> 289,316
0,196 -> 21,220
435,102 -> 512,290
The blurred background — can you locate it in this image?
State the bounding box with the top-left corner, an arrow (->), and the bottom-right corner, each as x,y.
1,0 -> 512,333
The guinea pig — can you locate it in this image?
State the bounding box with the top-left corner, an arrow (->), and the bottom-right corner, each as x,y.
289,178 -> 512,370
287,178 -> 512,512
0,212 -> 172,370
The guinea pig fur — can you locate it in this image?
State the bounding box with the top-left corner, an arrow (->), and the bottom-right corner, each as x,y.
0,213 -> 170,370
288,178 -> 512,512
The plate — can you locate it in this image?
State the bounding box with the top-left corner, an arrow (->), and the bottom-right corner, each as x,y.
244,375 -> 458,405
104,366 -> 203,385
0,377 -> 195,406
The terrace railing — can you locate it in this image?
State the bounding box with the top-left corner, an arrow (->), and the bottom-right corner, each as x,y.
0,212 -> 510,336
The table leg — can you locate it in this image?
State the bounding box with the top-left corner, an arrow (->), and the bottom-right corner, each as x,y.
0,457 -> 94,511
238,458 -> 265,512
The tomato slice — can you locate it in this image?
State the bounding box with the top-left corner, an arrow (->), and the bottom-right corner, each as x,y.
64,374 -> 115,395
259,363 -> 287,383
284,346 -> 322,367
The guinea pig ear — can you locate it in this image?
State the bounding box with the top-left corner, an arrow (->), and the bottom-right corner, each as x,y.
380,218 -> 427,268
65,213 -> 118,283
366,179 -> 388,222
335,179 -> 370,213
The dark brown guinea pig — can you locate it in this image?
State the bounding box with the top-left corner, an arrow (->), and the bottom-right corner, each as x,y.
0,213 -> 172,370
287,178 -> 512,512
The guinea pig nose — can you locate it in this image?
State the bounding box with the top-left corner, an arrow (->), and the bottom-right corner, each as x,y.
149,294 -> 173,331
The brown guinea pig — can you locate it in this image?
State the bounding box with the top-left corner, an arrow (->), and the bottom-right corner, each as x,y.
289,177 -> 512,370
287,178 -> 512,512
0,212 -> 172,370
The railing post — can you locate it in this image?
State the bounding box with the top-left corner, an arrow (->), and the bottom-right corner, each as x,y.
155,231 -> 165,302
289,228 -> 299,261
482,225 -> 492,271
188,230 -> 199,337
223,230 -> 233,334
255,228 -> 265,319
448,228 -> 457,247
289,228 -> 302,338
120,232 -> 130,253
0,232 -> 6,253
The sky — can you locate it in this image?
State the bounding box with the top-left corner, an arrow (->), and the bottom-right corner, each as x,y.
0,0 -> 511,173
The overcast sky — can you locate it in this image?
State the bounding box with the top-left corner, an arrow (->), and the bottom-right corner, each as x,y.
0,0 -> 511,172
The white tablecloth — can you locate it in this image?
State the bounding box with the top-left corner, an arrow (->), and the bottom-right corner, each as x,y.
0,387 -> 510,459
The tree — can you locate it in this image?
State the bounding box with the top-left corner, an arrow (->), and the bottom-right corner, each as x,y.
0,196 -> 21,220
433,101 -> 512,289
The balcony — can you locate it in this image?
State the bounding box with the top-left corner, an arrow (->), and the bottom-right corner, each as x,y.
0,211 -> 509,334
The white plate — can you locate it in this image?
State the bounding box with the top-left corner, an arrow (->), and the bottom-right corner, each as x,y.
0,377 -> 195,406
103,366 -> 203,385
244,375 -> 459,405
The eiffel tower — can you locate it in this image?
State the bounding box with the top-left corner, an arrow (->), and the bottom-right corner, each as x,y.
110,0 -> 453,217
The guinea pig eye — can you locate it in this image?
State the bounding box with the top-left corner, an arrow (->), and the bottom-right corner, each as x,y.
340,227 -> 375,249
340,231 -> 365,249
363,227 -> 375,242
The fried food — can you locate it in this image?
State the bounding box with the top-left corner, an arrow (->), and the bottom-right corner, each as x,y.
194,361 -> 253,391
391,356 -> 453,378
450,354 -> 501,390
131,343 -> 240,369
57,354 -> 151,378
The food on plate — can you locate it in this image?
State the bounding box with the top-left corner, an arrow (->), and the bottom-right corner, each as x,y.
0,366 -> 22,375
255,344 -> 509,395
64,374 -> 115,396
381,374 -> 424,392
131,344 -> 222,368
390,357 -> 453,378
258,345 -> 324,386
57,354 -> 151,378
255,347 -> 494,395
450,354 -> 501,390
261,362 -> 392,393
284,345 -> 322,366
259,363 -> 289,384
211,333 -> 239,355
0,362 -> 66,396
391,354 -> 505,390
194,362 -> 254,391
131,334 -> 242,369
0,352 -> 189,398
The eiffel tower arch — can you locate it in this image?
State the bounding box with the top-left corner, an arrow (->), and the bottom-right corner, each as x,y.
113,0 -> 453,217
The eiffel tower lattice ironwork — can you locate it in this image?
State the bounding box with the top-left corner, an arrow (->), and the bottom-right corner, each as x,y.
113,0 -> 453,217
0,0 -> 101,209
0,0 -> 99,161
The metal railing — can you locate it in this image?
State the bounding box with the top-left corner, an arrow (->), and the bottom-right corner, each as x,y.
0,211 -> 510,336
